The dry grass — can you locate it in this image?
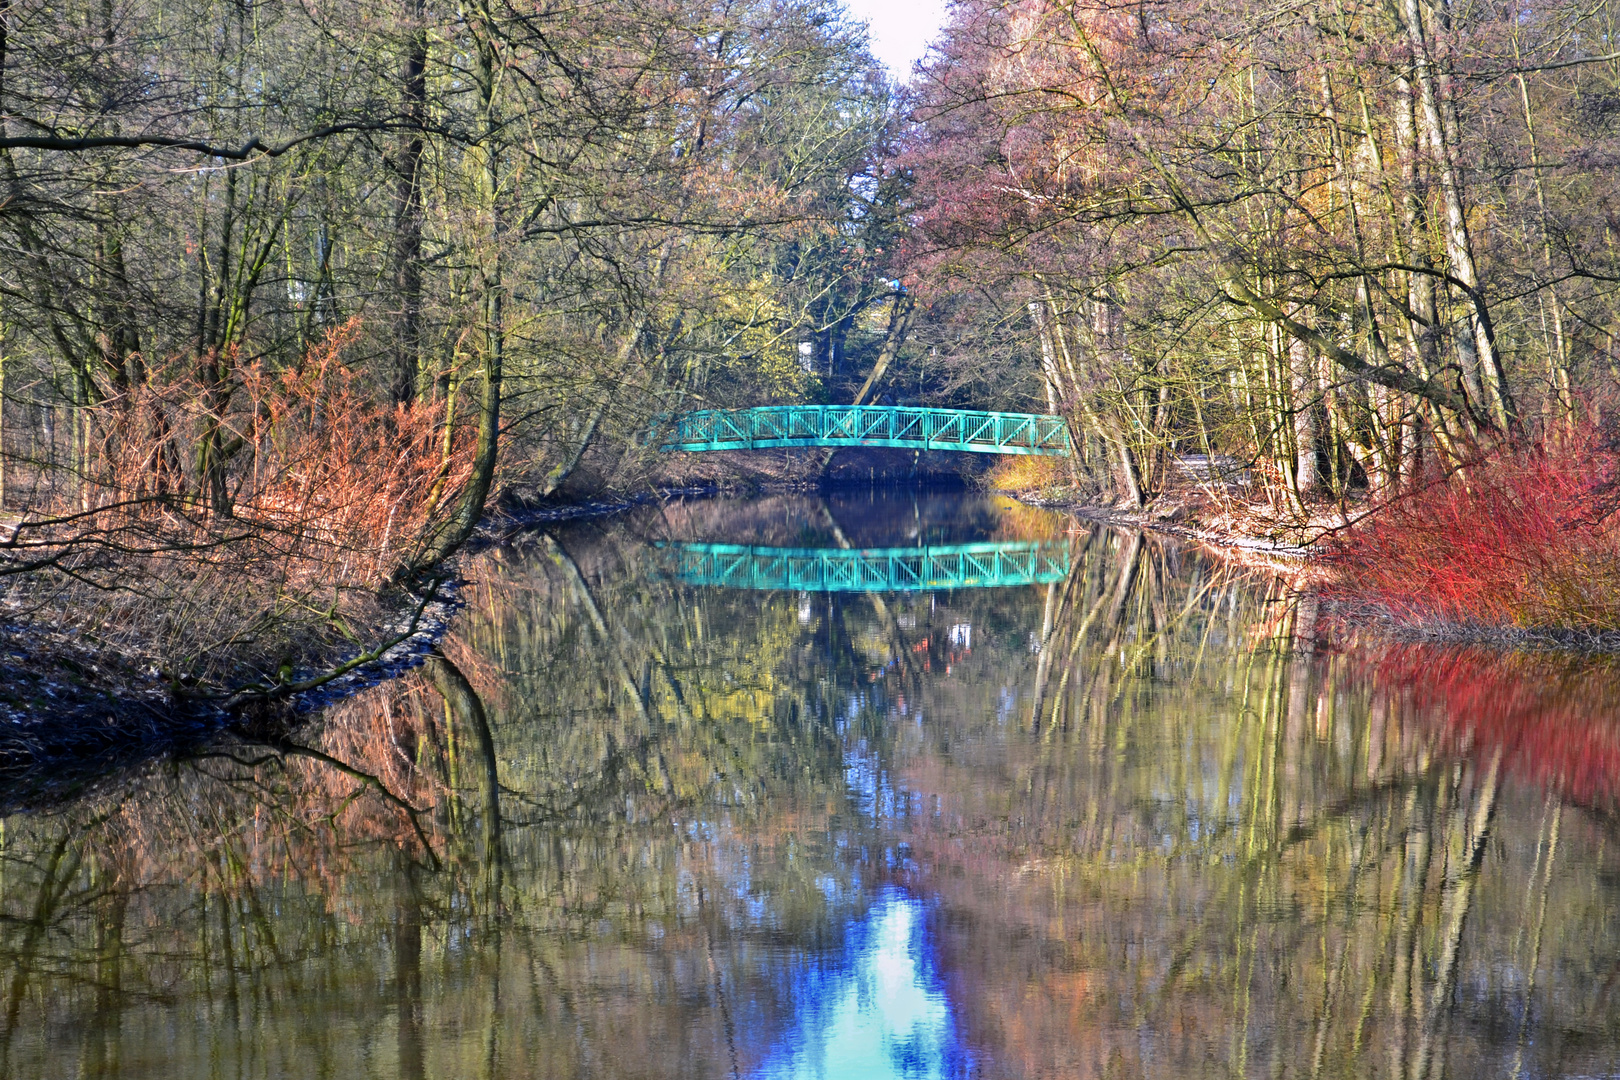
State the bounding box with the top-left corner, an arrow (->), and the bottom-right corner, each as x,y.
985,454 -> 1077,497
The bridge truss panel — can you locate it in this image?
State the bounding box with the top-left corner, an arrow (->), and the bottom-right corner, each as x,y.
661,406 -> 1072,456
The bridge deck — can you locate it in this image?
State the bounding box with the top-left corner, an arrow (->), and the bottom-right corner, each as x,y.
663,541 -> 1071,592
660,405 -> 1072,456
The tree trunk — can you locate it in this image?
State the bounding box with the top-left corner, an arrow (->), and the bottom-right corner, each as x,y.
0,338 -> 6,508
390,0 -> 428,406
1289,333 -> 1320,496
1113,424 -> 1146,507
1513,61 -> 1573,418
539,398 -> 605,498
1030,297 -> 1140,497
1398,0 -> 1515,429
852,292 -> 913,405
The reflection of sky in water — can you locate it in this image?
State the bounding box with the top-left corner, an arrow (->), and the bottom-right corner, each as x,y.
755,889 -> 967,1080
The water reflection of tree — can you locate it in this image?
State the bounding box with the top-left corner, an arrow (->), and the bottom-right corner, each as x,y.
897,534 -> 1620,1079
0,491 -> 1072,1075
0,517 -> 930,1078
8,511 -> 1620,1079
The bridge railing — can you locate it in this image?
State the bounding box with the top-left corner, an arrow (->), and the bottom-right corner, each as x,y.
659,405 -> 1072,456
661,540 -> 1072,592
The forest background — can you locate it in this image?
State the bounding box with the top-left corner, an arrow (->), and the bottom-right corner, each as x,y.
2,0 -> 1619,693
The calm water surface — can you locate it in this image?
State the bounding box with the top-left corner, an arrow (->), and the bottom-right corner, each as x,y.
5,489 -> 1620,1078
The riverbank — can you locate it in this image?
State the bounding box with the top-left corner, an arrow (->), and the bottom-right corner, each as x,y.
997,478 -> 1327,561
0,577 -> 463,807
991,427 -> 1620,653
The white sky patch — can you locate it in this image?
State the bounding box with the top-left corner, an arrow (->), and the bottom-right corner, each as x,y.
842,0 -> 950,82
755,891 -> 961,1079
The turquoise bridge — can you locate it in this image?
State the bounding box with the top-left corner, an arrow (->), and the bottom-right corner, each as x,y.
663,540 -> 1071,592
659,405 -> 1072,455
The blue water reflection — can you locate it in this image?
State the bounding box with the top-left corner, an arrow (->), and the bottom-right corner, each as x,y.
756,889 -> 970,1080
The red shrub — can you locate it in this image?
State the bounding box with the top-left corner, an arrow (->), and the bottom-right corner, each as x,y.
1327,420 -> 1620,630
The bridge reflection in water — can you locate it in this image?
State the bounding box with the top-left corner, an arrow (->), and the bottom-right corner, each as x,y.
663,539 -> 1071,591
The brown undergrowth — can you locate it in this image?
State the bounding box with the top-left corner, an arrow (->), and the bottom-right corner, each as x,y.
1,322 -> 481,790
988,452 -> 1336,556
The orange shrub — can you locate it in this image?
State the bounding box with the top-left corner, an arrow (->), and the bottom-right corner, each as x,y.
8,320 -> 483,683
230,322 -> 479,582
70,319 -> 479,587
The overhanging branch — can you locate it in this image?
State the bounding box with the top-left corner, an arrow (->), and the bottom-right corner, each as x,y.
0,121 -> 391,159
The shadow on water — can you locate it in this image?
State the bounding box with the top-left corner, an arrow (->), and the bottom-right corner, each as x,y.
3,488 -> 1620,1077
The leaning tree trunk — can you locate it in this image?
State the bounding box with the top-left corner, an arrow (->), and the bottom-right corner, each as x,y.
852,292 -> 914,406
404,6 -> 503,573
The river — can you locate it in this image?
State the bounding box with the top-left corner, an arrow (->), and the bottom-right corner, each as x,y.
3,489 -> 1619,1078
